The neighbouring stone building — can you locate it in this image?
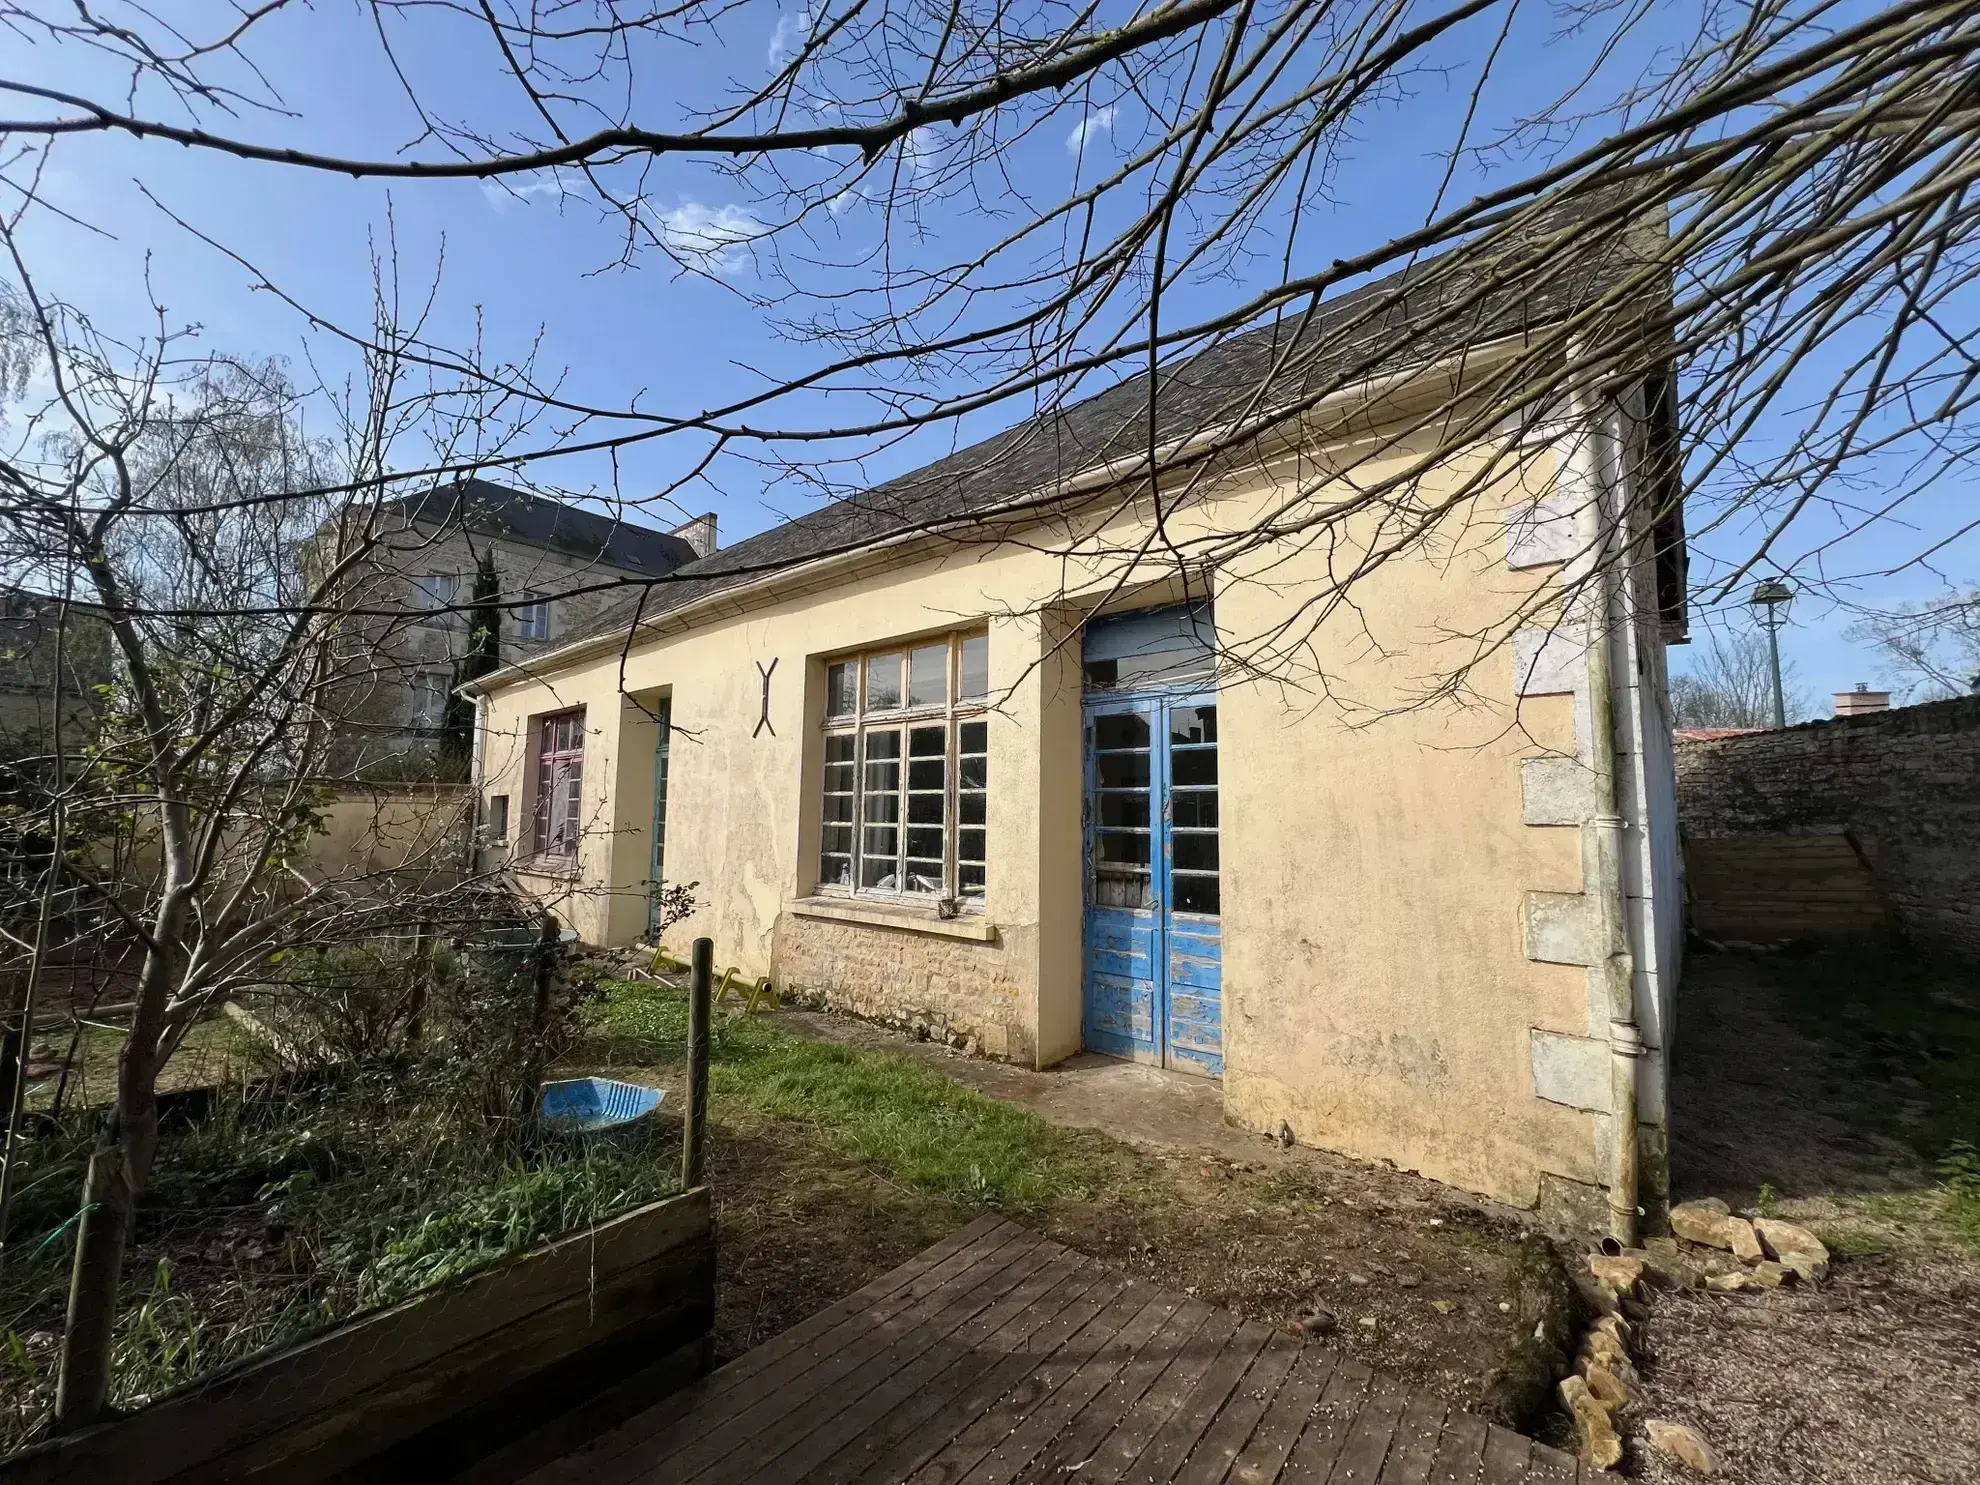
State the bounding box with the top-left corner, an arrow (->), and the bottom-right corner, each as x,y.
323,480 -> 707,772
1677,694 -> 1980,955
465,223 -> 1690,1223
0,589 -> 111,760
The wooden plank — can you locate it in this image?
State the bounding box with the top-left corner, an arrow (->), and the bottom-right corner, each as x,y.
901,1270 -> 1136,1484
1522,1440 -> 1582,1483
1374,1391 -> 1448,1484
639,1227 -> 1050,1484
1012,1298 -> 1217,1484
1070,1306 -> 1243,1485
11,1187 -> 714,1485
1423,1409 -> 1487,1485
789,1250 -> 1115,1485
812,1252 -> 1119,1485
1478,1425 -> 1533,1484
947,1283 -> 1172,1485
1114,1317 -> 1277,1485
544,1221 -> 1035,1483
1277,1357 -> 1373,1483
1321,1370 -> 1407,1485
1226,1346 -> 1340,1485
1174,1329 -> 1304,1484
713,1248 -> 1104,1485
694,1215 -> 1010,1394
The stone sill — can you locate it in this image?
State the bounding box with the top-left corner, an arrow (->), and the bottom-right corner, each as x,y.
789,896 -> 999,943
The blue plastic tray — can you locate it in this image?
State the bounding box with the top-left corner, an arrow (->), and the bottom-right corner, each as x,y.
539,1076 -> 665,1133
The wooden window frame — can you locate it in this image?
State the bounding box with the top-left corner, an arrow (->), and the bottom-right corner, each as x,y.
533,708 -> 586,860
818,632 -> 988,906
515,592 -> 551,641
411,668 -> 452,730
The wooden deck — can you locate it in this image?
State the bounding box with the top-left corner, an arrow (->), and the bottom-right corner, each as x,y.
522,1216 -> 1596,1485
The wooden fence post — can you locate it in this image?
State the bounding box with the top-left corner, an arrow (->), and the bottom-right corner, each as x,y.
683,937 -> 712,1189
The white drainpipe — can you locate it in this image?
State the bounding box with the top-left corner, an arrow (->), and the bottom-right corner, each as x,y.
1570,380 -> 1644,1247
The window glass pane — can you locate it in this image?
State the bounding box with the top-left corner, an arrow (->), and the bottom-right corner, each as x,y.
1093,712 -> 1149,751
1099,793 -> 1146,828
956,827 -> 986,864
907,791 -> 943,823
959,720 -> 987,754
1170,705 -> 1217,746
959,634 -> 989,699
907,644 -> 947,707
1173,874 -> 1220,915
958,864 -> 986,897
822,823 -> 853,853
958,792 -> 985,825
861,846 -> 900,890
866,653 -> 903,710
1094,830 -> 1151,866
826,662 -> 857,717
1173,833 -> 1219,872
1097,752 -> 1149,790
820,854 -> 853,888
1172,790 -> 1218,829
824,792 -> 855,823
1171,748 -> 1217,787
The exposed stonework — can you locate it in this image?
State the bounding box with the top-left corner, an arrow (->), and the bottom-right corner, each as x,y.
770,911 -> 1036,1066
1675,694 -> 1980,954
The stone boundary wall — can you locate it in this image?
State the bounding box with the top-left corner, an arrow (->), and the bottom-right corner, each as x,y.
1674,695 -> 1980,955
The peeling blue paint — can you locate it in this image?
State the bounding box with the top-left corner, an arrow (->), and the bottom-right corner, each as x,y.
1081,689 -> 1223,1076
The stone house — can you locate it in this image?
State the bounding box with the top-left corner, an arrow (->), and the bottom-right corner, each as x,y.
327,480 -> 707,771
464,236 -> 1689,1225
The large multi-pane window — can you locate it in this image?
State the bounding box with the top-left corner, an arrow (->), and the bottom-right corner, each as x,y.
533,709 -> 585,858
819,632 -> 989,903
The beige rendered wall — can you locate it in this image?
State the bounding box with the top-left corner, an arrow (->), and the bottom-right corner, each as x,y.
1210,467 -> 1599,1203
479,551 -> 1092,1070
477,428 -> 1652,1206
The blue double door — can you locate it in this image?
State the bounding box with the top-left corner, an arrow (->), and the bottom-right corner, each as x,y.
1082,692 -> 1223,1076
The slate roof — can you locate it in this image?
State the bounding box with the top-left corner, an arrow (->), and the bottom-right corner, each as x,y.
384,478 -> 701,573
540,198 -> 1658,659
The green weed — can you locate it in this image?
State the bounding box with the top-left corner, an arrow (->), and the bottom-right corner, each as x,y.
588,981 -> 1109,1214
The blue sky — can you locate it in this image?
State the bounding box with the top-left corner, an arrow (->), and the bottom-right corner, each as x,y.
7,2 -> 1974,704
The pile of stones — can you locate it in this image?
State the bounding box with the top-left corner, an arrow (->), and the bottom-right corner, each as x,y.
1557,1200 -> 1831,1474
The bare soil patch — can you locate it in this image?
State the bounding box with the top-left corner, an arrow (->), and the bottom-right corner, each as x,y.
574,987 -> 1546,1412
1630,947 -> 1980,1484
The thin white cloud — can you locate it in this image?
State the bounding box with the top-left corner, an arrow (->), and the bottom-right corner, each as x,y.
902,126 -> 939,181
656,200 -> 768,276
768,9 -> 814,68
827,188 -> 861,217
1066,106 -> 1116,156
481,176 -> 568,213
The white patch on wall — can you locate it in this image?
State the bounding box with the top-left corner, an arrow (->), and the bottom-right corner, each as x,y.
1525,890 -> 1600,966
1521,755 -> 1596,826
1512,624 -> 1588,698
1530,1029 -> 1611,1112
1504,493 -> 1582,570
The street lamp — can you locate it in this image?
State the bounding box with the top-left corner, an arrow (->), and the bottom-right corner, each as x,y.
1748,578 -> 1795,728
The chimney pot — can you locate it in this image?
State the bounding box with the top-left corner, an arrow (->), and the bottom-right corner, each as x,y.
670,512 -> 719,559
1833,687 -> 1890,717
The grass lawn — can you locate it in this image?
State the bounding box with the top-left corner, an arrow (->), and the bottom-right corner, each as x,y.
1765,937 -> 1980,1249
569,979 -> 1534,1409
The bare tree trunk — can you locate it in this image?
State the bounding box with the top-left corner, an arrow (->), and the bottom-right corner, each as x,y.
52,1105 -> 151,1427
53,893 -> 179,1431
